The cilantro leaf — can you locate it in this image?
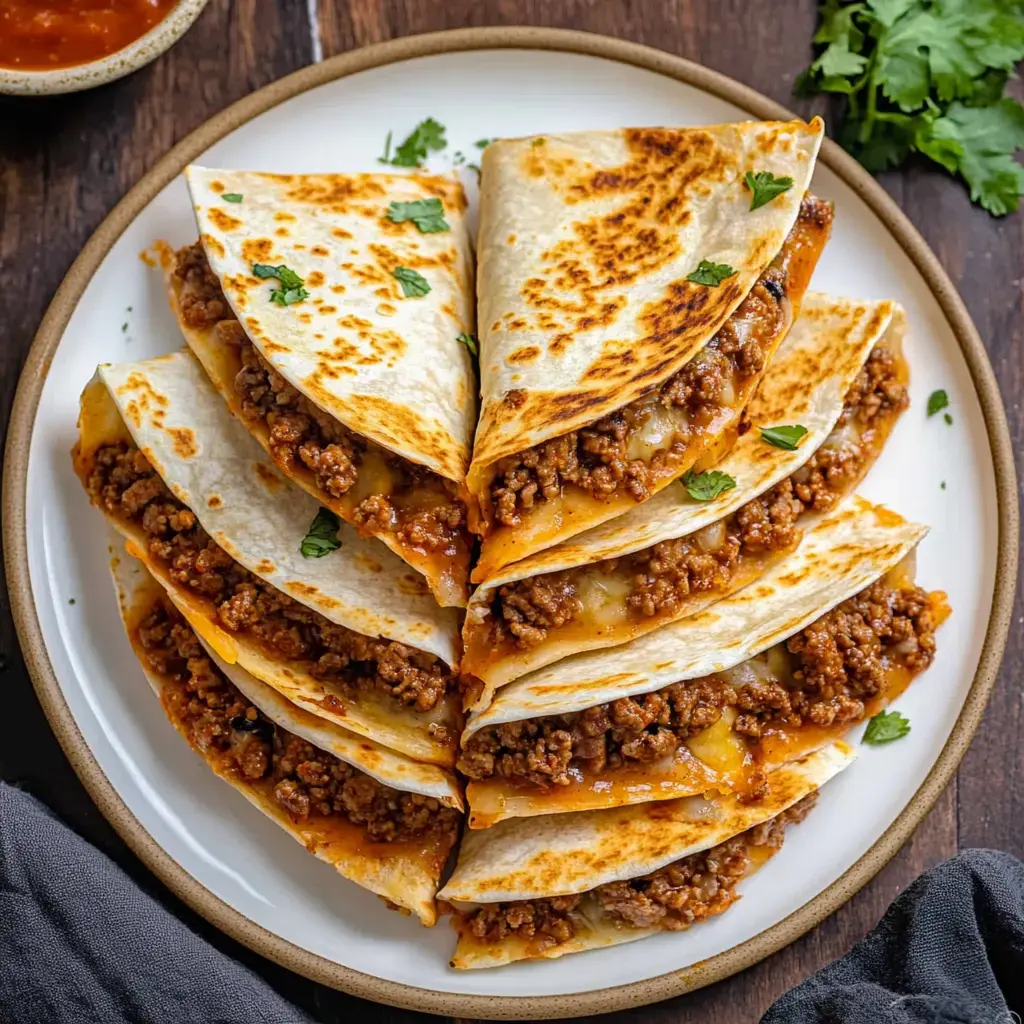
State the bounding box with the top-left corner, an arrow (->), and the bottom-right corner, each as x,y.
300,508 -> 341,558
456,332 -> 478,356
392,266 -> 431,298
745,171 -> 795,210
252,264 -> 308,306
797,0 -> 1024,215
475,138 -> 495,149
682,470 -> 737,502
384,118 -> 448,168
927,388 -> 949,416
221,193 -> 243,203
863,708 -> 911,745
686,260 -> 737,287
761,424 -> 809,450
387,198 -> 449,233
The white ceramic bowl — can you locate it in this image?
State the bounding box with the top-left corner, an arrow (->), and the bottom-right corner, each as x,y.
0,0 -> 209,96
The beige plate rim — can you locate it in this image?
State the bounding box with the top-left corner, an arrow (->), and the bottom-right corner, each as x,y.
3,26 -> 1019,1020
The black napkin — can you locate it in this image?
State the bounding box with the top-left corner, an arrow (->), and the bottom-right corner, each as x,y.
762,848 -> 1024,1023
0,782 -> 312,1024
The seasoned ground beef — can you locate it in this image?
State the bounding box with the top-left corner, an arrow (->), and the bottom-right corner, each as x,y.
174,242 -> 467,557
490,340 -> 908,649
461,577 -> 936,788
462,793 -> 816,944
488,195 -> 833,527
138,597 -> 460,843
89,441 -> 453,712
733,578 -> 937,736
457,678 -> 736,787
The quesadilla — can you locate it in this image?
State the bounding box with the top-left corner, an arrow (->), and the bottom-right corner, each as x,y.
73,349 -> 463,767
163,167 -> 476,607
441,743 -> 853,967
111,550 -> 461,925
468,119 -> 830,580
458,497 -> 947,827
462,295 -> 908,699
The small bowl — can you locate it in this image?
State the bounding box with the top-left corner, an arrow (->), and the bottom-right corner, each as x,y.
0,0 -> 210,96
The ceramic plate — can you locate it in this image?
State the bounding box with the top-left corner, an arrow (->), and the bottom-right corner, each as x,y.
6,30 -> 1017,1018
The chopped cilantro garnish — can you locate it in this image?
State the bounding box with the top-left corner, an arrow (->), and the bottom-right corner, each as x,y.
682,469 -> 737,501
300,508 -> 341,558
392,266 -> 431,298
944,412 -> 953,425
475,138 -> 494,149
252,263 -> 309,306
863,708 -> 911,745
456,332 -> 478,356
387,198 -> 449,233
221,193 -> 243,203
760,424 -> 809,450
927,389 -> 949,416
467,162 -> 482,181
686,260 -> 738,287
382,118 -> 447,168
796,1 -> 1024,215
744,170 -> 795,210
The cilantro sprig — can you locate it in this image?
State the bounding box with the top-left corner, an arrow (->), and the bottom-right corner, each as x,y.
387,198 -> 449,233
745,171 -> 794,210
392,266 -> 431,298
252,263 -> 308,306
686,260 -> 737,287
863,708 -> 911,745
379,118 -> 448,168
761,424 -> 809,450
456,332 -> 479,356
300,508 -> 341,558
797,0 -> 1024,215
682,469 -> 737,501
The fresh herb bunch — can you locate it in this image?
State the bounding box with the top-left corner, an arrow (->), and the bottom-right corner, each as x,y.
796,0 -> 1024,215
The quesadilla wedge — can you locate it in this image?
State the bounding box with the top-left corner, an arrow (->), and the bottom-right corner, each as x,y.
468,119 -> 830,580
73,349 -> 463,766
462,295 -> 908,700
441,743 -> 854,967
458,497 -> 947,827
112,550 -> 461,926
163,166 -> 476,607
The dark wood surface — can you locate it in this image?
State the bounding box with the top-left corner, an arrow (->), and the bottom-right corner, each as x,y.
0,2 -> 1020,1021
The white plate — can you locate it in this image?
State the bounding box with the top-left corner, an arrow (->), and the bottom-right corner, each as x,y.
11,34 -> 1014,1015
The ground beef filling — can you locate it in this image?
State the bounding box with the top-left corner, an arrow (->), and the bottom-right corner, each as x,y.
460,579 -> 936,787
464,793 -> 816,945
137,597 -> 459,843
491,340 -> 908,650
88,442 -> 453,712
173,242 -> 467,556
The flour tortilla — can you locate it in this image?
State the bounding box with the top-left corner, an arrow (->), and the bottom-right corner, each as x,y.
177,167 -> 476,606
74,349 -> 462,766
462,496 -> 930,825
441,743 -> 854,967
111,550 -> 459,925
469,119 -> 825,575
463,294 -> 904,694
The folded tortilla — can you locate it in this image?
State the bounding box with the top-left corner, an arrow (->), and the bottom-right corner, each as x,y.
462,294 -> 907,699
469,119 -> 829,579
111,550 -> 461,925
441,743 -> 854,967
73,349 -> 463,766
460,496 -> 947,827
166,167 -> 476,607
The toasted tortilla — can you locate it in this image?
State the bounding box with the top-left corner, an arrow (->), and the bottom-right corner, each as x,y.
111,550 -> 459,925
462,295 -> 905,695
176,167 -> 476,606
441,743 -> 854,967
73,349 -> 462,766
469,119 -> 826,577
462,496 -> 939,826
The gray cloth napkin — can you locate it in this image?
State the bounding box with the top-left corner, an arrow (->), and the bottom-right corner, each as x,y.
763,848 -> 1024,1023
0,783 -> 312,1024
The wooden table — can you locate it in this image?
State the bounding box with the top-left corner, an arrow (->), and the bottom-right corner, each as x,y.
1,3 -> 1021,1021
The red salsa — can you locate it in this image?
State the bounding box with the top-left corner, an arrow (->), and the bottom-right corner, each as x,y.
0,0 -> 179,70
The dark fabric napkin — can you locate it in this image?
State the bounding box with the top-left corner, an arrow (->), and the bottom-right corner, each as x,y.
4,781 -> 1024,1024
0,783 -> 312,1024
763,847 -> 1024,1023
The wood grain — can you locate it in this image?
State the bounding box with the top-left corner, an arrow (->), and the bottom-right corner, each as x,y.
0,1 -> 1019,1021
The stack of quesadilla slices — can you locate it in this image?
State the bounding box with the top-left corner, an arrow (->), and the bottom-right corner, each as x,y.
72,116 -> 948,966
